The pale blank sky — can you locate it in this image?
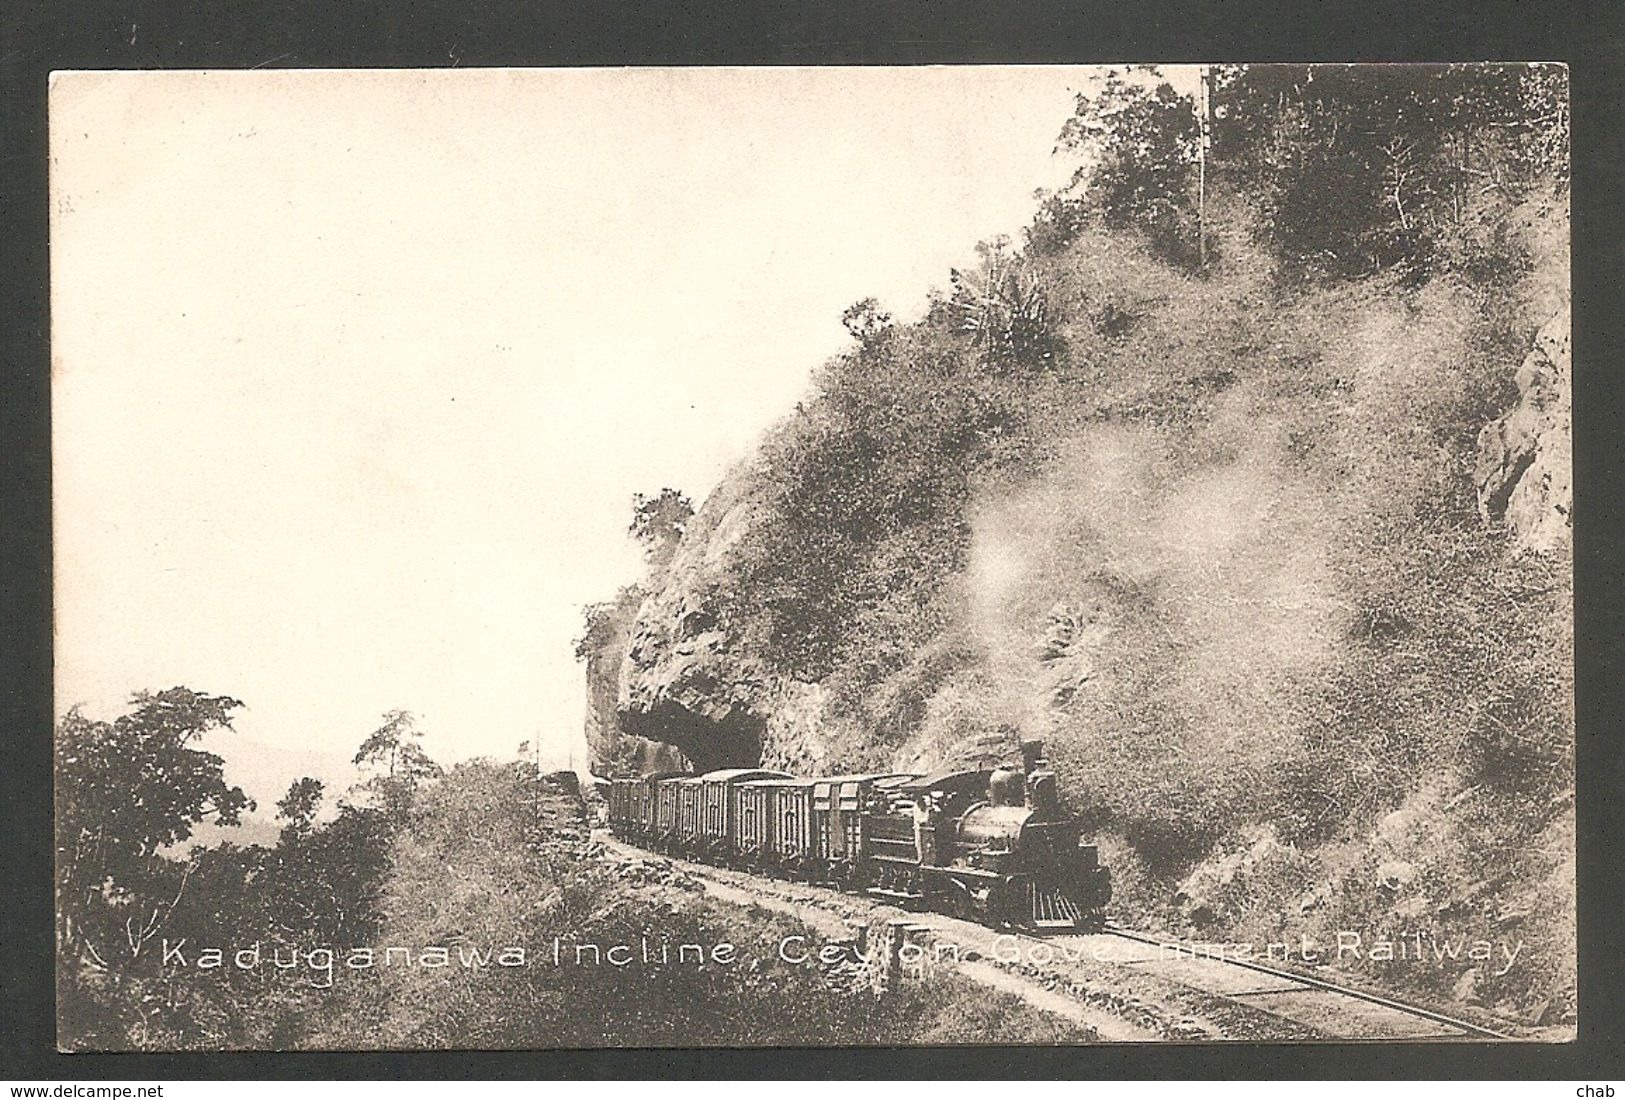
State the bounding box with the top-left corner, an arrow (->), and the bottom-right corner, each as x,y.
51,66 -> 1170,782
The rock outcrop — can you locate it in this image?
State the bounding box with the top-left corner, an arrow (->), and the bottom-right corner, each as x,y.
611,469 -> 777,772
582,459 -> 861,775
1475,304 -> 1571,553
581,586 -> 688,775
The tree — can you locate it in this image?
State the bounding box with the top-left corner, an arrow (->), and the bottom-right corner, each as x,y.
629,488 -> 694,571
1209,63 -> 1567,280
55,688 -> 253,962
841,297 -> 893,348
1055,66 -> 1201,265
572,595 -> 628,661
948,237 -> 1057,372
353,709 -> 441,782
352,710 -> 442,817
275,777 -> 324,837
262,800 -> 393,948
1044,63 -> 1568,282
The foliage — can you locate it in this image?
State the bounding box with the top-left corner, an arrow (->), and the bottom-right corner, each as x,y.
1039,63 -> 1568,285
352,710 -> 443,819
304,760 -> 1084,1048
947,237 -> 1059,372
720,320 -> 1036,684
58,701 -> 415,1050
56,688 -> 253,968
629,488 -> 695,570
1053,67 -> 1201,265
572,588 -> 638,662
840,297 -> 893,348
276,777 -> 324,836
1211,64 -> 1567,282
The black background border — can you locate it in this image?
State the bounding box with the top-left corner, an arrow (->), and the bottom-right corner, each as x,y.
3,0 -> 1622,1080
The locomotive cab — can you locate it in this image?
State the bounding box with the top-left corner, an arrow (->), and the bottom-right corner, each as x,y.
948,740 -> 1112,928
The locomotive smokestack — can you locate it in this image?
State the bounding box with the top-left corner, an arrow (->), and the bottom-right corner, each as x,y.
1021,739 -> 1045,775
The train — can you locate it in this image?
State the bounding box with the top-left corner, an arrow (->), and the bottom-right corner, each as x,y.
602,739 -> 1111,931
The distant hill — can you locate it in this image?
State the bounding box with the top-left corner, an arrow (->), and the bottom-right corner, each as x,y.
197,730 -> 361,823
170,812 -> 283,853
167,737 -> 361,854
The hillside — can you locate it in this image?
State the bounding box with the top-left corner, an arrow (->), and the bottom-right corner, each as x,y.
581,66 -> 1573,1027
299,764 -> 1086,1048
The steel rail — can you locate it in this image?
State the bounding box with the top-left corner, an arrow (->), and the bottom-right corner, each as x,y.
602,830 -> 1517,1040
1095,922 -> 1515,1041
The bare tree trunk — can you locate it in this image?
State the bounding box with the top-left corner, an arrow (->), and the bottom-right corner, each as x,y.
1197,65 -> 1210,267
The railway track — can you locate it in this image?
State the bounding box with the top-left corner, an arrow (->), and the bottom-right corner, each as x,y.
598,832 -> 1524,1041
1048,924 -> 1514,1041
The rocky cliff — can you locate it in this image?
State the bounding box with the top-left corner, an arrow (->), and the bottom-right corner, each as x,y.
581,584 -> 688,776
1475,304 -> 1572,554
600,466 -> 856,774
611,477 -> 772,772
578,219 -> 1573,1022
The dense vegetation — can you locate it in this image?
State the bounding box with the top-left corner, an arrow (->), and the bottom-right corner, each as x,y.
56,692 -> 426,1049
56,691 -> 1080,1049
600,64 -> 1572,1024
302,760 -> 1083,1048
708,64 -> 1567,739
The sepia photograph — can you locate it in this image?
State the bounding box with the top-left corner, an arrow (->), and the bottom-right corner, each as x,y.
50,63 -> 1573,1051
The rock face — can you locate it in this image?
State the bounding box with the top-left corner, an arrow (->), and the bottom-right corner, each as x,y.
1172,826 -> 1300,927
611,469 -> 777,773
582,461 -> 857,776
1475,304 -> 1571,553
582,586 -> 688,776
1036,599 -> 1114,707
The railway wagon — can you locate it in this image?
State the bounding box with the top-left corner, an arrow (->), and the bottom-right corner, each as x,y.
606,778 -> 636,835
653,774 -> 687,847
732,778 -> 776,865
732,772 -> 916,879
607,772 -> 688,842
738,777 -> 817,871
812,773 -> 914,882
607,777 -> 644,839
672,776 -> 703,853
705,763 -> 786,857
602,740 -> 1111,931
666,766 -> 786,851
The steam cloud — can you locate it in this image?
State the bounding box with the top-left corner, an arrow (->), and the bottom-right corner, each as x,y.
960,419 -> 1350,779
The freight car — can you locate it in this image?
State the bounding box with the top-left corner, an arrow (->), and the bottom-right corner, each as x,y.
604,740 -> 1110,931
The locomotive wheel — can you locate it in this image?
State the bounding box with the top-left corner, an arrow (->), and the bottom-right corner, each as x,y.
944,877 -> 983,923
984,878 -> 1025,930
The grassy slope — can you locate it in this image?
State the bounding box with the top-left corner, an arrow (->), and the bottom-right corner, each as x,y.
614,194 -> 1572,1026
1017,206 -> 1572,1027
300,762 -> 1088,1047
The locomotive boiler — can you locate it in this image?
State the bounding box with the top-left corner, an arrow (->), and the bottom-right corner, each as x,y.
603,739 -> 1110,931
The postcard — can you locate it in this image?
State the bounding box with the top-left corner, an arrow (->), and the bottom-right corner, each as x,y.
51,64 -> 1572,1050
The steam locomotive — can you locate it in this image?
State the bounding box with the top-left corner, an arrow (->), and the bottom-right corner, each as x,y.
603,740 -> 1111,931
